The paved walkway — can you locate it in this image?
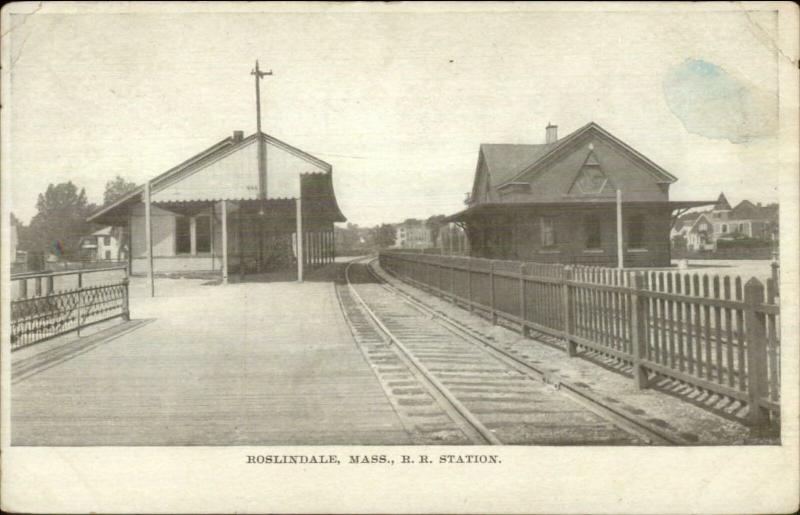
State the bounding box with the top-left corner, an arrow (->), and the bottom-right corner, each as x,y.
11,266 -> 410,445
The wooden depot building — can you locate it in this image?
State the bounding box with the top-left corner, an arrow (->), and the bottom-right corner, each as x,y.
444,122 -> 712,267
88,130 -> 346,285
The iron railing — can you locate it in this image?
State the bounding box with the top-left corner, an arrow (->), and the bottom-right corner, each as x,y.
10,266 -> 130,350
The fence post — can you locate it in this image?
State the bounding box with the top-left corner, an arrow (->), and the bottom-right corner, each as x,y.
630,272 -> 649,389
562,266 -> 576,356
450,257 -> 455,301
467,259 -> 473,312
519,263 -> 528,337
744,278 -> 770,426
489,260 -> 497,325
122,277 -> 131,321
46,274 -> 54,296
770,261 -> 779,297
76,272 -> 84,336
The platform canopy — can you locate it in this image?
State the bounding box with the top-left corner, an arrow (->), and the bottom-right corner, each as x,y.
88,131 -> 345,226
442,200 -> 716,223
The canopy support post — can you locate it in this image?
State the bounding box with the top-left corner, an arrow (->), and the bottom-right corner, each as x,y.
221,200 -> 229,284
144,181 -> 155,297
296,193 -> 304,282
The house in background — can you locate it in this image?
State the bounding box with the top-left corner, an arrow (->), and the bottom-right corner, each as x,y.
394,220 -> 433,249
727,199 -> 779,240
684,193 -> 779,252
79,227 -> 122,261
9,223 -> 28,273
685,193 -> 731,252
443,122 -> 713,267
88,130 -> 346,279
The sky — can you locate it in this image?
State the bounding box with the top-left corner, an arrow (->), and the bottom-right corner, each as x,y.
4,5 -> 782,227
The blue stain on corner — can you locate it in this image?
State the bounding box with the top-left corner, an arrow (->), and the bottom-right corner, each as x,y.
663,58 -> 777,144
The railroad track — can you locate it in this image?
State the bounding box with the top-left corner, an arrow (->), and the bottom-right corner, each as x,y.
336,256 -> 682,445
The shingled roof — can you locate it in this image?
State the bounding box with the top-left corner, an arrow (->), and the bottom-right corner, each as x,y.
479,142 -> 559,187
473,122 -> 678,203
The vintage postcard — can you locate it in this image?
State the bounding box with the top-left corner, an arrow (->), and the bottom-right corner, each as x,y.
1,1 -> 798,513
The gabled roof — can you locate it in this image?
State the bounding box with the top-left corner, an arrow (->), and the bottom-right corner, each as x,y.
500,122 -> 678,188
687,212 -> 714,233
91,226 -> 113,236
729,200 -> 778,221
88,131 -> 339,225
479,142 -> 559,187
471,122 -> 679,204
713,192 -> 732,211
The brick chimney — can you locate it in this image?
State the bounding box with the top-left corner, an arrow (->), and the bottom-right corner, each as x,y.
232,130 -> 244,142
546,123 -> 558,144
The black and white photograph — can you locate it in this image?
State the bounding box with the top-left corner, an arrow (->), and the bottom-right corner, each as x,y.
1,1 -> 797,513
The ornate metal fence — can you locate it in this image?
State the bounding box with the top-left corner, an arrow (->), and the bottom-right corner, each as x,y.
11,267 -> 130,350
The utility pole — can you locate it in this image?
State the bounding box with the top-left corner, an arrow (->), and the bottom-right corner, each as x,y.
252,60 -> 273,273
251,59 -> 273,199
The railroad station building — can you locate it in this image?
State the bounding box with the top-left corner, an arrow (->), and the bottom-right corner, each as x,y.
444,122 -> 712,267
88,130 -> 346,282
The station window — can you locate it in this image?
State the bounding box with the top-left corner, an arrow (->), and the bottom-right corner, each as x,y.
195,216 -> 212,253
628,214 -> 646,249
721,224 -> 728,233
584,215 -> 601,249
176,216 -> 191,254
540,217 -> 556,247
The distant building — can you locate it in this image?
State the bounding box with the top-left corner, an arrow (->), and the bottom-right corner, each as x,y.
394,220 -> 433,249
79,226 -> 122,261
9,223 -> 28,272
444,122 -> 712,267
684,193 -> 778,251
433,224 -> 468,254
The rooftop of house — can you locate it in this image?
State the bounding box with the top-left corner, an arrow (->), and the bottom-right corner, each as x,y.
476,121 -> 679,197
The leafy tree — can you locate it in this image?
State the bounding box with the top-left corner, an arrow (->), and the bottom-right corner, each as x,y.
27,182 -> 97,261
374,224 -> 397,249
104,176 -> 138,205
103,176 -> 139,261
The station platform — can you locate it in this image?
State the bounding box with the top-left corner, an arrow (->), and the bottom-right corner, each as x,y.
11,265 -> 410,445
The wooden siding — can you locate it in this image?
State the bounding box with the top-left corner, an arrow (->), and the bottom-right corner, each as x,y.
150,137 -> 328,203
152,141 -> 260,202
512,134 -> 669,204
467,205 -> 672,267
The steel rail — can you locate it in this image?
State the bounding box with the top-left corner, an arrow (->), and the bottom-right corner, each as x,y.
367,258 -> 684,445
343,259 -> 502,445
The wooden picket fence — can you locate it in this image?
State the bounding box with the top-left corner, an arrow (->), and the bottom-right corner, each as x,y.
379,251 -> 780,426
